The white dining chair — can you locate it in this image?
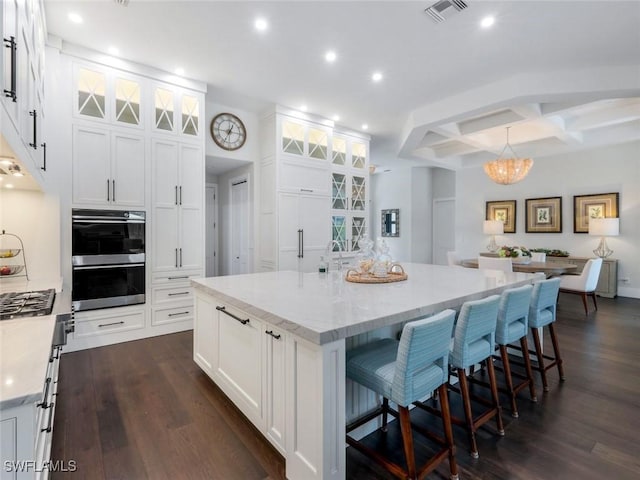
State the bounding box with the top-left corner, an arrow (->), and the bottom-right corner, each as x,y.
531,252 -> 546,262
559,258 -> 603,314
478,256 -> 513,273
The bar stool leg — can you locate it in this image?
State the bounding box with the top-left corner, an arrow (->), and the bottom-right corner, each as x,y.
548,323 -> 565,380
398,406 -> 417,479
438,384 -> 459,480
520,336 -> 538,402
457,368 -> 479,458
499,345 -> 518,418
381,397 -> 389,432
485,358 -> 505,435
532,328 -> 549,392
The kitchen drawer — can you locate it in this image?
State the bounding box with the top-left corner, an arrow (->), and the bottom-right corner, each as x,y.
152,285 -> 194,304
152,304 -> 193,326
74,310 -> 145,338
152,270 -> 203,285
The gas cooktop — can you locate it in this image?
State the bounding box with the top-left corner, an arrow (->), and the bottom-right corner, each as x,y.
0,289 -> 56,320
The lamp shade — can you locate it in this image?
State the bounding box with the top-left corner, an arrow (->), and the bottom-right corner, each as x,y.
483,220 -> 504,235
589,218 -> 619,236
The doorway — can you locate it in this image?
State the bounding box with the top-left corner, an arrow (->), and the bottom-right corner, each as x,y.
230,176 -> 250,275
205,184 -> 218,277
432,198 -> 455,265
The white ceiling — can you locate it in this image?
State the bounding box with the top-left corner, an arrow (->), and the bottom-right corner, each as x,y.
44,0 -> 640,171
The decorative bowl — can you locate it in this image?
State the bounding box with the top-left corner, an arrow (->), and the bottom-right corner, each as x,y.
0,249 -> 20,259
0,265 -> 24,275
512,256 -> 532,265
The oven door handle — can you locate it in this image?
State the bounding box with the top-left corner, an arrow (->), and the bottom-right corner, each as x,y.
72,219 -> 145,224
73,263 -> 145,270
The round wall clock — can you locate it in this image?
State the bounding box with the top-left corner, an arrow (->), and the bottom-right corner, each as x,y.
210,112 -> 247,151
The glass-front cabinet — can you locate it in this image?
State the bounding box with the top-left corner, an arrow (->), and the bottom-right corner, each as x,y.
330,135 -> 369,253
114,76 -> 141,126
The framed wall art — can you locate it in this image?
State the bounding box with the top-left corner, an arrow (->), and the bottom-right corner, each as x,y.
573,192 -> 619,233
525,196 -> 562,233
486,200 -> 516,233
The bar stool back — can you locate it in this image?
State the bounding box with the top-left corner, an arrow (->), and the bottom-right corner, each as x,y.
346,310 -> 458,480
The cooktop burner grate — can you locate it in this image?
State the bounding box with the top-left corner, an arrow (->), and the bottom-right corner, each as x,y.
0,289 -> 56,320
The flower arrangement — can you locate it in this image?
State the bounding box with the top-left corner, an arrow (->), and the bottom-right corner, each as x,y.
498,245 -> 531,258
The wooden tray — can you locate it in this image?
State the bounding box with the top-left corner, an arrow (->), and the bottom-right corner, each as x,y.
345,264 -> 408,284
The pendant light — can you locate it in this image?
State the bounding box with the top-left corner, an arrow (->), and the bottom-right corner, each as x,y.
483,127 -> 533,185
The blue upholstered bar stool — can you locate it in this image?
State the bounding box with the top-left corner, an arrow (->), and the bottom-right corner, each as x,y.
494,284 -> 537,417
419,295 -> 504,459
528,277 -> 564,392
346,310 -> 459,480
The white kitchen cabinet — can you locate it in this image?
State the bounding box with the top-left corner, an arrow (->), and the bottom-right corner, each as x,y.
2,0 -> 19,129
72,125 -> 145,207
193,292 -> 288,453
151,138 -> 203,274
278,192 -> 330,272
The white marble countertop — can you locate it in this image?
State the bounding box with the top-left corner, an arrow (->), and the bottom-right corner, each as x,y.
192,263 -> 540,345
0,283 -> 72,410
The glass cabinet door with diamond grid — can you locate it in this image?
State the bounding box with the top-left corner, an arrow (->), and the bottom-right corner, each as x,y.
330,135 -> 369,254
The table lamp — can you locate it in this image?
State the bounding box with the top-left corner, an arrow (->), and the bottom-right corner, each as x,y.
483,220 -> 504,253
589,217 -> 619,258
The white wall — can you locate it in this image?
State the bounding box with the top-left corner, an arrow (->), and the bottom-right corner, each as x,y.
410,168 -> 432,263
0,190 -> 61,283
455,141 -> 640,298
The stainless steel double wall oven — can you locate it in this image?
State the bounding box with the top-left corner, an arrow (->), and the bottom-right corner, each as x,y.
71,209 -> 146,311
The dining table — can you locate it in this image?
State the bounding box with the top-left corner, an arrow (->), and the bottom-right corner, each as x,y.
461,258 -> 578,278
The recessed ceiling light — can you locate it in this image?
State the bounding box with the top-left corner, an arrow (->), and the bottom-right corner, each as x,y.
0,157 -> 13,166
362,124 -> 369,130
480,16 -> 495,28
254,18 -> 268,32
175,67 -> 185,76
68,12 -> 83,24
371,72 -> 383,82
300,105 -> 308,112
107,46 -> 119,56
325,51 -> 337,63
332,114 -> 340,122
5,184 -> 14,189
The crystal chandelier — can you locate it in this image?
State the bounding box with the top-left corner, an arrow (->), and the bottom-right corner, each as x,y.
483,127 -> 533,185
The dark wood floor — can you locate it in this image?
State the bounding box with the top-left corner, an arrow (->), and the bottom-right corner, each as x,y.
51,294 -> 640,479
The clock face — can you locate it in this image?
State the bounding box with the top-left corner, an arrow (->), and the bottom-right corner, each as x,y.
210,113 -> 247,151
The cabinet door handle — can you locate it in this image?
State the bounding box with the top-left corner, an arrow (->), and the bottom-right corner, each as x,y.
175,185 -> 178,205
265,330 -> 281,340
41,402 -> 55,433
300,188 -> 314,193
175,248 -> 178,268
37,377 -> 52,408
297,229 -> 302,258
3,36 -> 17,102
98,321 -> 125,328
168,291 -> 190,296
29,110 -> 38,149
300,229 -> 304,258
112,180 -> 116,202
107,179 -> 110,201
179,248 -> 183,267
40,142 -> 47,171
216,306 -> 250,325
179,186 -> 182,205
168,311 -> 190,317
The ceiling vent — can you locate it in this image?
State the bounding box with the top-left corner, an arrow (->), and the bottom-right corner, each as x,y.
425,0 -> 468,23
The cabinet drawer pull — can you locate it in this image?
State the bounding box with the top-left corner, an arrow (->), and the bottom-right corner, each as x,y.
3,36 -> 17,101
300,188 -> 314,193
98,321 -> 125,328
168,275 -> 189,280
216,306 -> 250,325
41,402 -> 55,433
168,291 -> 190,296
37,377 -> 52,408
41,142 -> 47,171
168,311 -> 190,317
265,330 -> 281,340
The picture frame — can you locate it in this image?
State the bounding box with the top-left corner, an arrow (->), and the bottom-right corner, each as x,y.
525,196 -> 562,233
573,192 -> 619,233
486,200 -> 516,233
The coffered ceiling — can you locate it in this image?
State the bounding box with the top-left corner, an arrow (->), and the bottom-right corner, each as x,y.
43,1 -> 640,169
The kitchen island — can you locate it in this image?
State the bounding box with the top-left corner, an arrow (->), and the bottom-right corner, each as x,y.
192,263 -> 540,480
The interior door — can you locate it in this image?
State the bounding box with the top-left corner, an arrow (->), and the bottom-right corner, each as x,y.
231,178 -> 249,275
205,185 -> 218,277
433,198 -> 455,265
